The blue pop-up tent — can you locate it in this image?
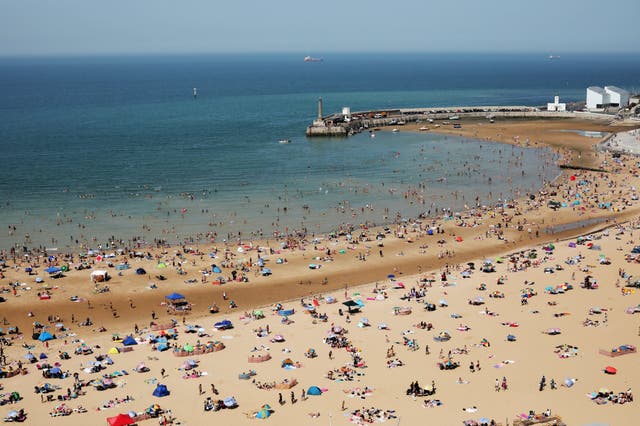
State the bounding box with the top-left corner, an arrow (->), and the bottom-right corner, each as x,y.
38,331 -> 54,342
152,384 -> 170,397
307,386 -> 322,396
214,320 -> 233,330
122,336 -> 138,346
45,267 -> 61,274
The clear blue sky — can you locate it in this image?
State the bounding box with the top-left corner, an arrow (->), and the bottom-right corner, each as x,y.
1,0 -> 638,56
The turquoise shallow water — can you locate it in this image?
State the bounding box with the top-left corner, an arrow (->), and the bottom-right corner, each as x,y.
0,53 -> 637,250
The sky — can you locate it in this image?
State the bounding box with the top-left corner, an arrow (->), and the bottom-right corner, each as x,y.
1,0 -> 639,56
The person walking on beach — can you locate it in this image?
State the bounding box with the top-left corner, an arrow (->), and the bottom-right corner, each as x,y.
495,379 -> 500,392
278,393 -> 284,405
160,368 -> 166,378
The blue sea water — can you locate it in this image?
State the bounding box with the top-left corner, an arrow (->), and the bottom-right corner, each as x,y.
0,53 -> 638,250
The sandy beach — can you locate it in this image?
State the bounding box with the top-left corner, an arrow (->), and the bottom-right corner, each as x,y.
1,117 -> 640,426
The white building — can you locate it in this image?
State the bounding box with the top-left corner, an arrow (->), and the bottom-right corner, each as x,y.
604,86 -> 630,108
586,86 -> 606,110
547,95 -> 566,112
342,106 -> 352,122
586,85 -> 630,111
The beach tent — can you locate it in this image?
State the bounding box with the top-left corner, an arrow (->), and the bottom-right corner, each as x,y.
108,347 -> 119,355
39,352 -> 48,359
38,331 -> 54,342
91,270 -> 109,282
307,386 -> 322,396
214,320 -> 233,330
604,366 -> 617,375
342,300 -> 360,314
156,262 -> 167,269
212,265 -> 222,273
135,268 -> 146,275
152,384 -> 170,397
106,413 -> 134,426
122,336 -> 138,346
45,266 -> 61,274
255,404 -> 272,419
223,397 -> 238,408
165,292 -> 186,302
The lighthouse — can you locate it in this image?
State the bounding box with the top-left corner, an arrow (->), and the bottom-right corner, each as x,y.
312,97 -> 325,127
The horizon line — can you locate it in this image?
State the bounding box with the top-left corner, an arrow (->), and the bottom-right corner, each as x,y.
1,50 -> 640,59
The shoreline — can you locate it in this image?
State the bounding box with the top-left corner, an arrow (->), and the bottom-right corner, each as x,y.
2,117 -> 640,329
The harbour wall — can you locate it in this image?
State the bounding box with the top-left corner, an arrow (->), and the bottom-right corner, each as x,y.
306,106 -> 614,137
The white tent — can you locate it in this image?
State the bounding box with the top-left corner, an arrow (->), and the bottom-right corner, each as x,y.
90,270 -> 109,282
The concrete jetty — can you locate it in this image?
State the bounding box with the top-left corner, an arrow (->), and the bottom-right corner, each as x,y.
306,102 -> 614,137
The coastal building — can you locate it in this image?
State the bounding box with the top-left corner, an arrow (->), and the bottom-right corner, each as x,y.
547,95 -> 566,112
586,86 -> 630,111
342,107 -> 352,122
604,86 -> 630,108
586,86 -> 606,110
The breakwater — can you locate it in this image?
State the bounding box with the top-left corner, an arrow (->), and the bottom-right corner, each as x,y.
306,105 -> 612,137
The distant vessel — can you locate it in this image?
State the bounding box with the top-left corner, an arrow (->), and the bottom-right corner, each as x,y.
278,139 -> 291,144
548,55 -> 560,60
193,87 -> 198,99
304,56 -> 323,62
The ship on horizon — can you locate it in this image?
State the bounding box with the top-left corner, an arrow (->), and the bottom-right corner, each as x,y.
548,55 -> 561,60
304,56 -> 323,62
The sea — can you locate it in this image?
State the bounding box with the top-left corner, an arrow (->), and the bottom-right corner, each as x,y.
0,53 -> 638,251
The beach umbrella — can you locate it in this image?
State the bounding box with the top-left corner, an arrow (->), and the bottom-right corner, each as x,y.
564,378 -> 575,387
387,274 -> 396,279
212,266 -> 222,273
604,366 -> 617,375
25,267 -> 32,273
39,352 -> 48,359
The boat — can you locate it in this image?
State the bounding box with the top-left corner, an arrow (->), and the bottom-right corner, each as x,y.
548,55 -> 560,60
448,115 -> 460,120
304,56 -> 323,62
419,126 -> 429,131
278,139 -> 291,144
